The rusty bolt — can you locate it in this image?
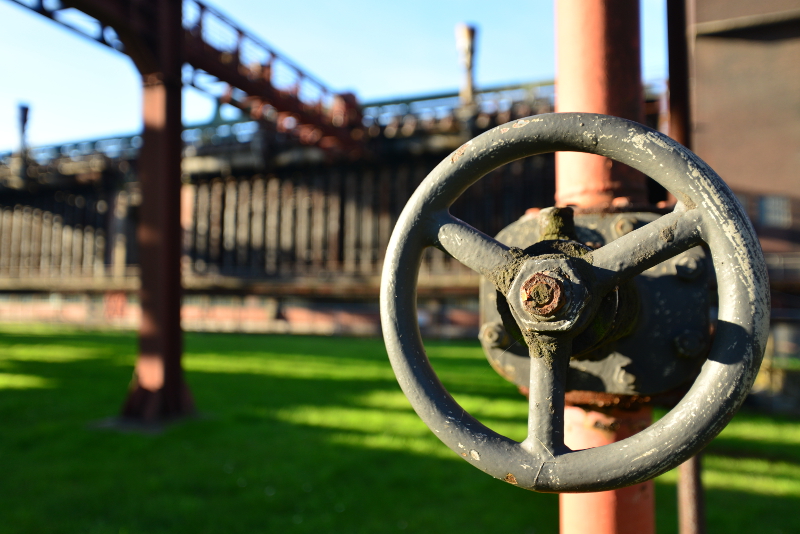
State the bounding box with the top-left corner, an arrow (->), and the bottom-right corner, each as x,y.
520,272 -> 564,317
479,322 -> 510,348
675,255 -> 702,281
614,216 -> 636,237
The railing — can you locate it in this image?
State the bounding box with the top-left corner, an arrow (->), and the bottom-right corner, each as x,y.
181,1 -> 335,118
362,81 -> 555,128
0,115 -> 258,169
0,185 -> 135,290
180,0 -> 362,148
0,151 -> 556,294
180,154 -> 554,285
9,0 -> 361,149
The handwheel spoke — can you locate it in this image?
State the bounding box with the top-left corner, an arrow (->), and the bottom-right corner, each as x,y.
524,335 -> 571,456
589,206 -> 704,294
431,211 -> 527,293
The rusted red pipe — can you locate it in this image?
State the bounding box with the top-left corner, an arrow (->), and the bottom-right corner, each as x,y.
555,0 -> 648,208
678,455 -> 706,534
560,407 -> 655,534
555,1 -> 655,533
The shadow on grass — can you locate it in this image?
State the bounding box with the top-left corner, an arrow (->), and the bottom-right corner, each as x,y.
654,481 -> 800,534
1,329 -> 799,534
0,331 -> 554,534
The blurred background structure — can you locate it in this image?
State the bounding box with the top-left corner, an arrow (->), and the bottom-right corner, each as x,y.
0,1 -> 799,533
0,0 -> 564,341
0,1 -> 798,400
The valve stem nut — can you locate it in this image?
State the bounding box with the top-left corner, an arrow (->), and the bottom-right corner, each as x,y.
520,272 -> 565,317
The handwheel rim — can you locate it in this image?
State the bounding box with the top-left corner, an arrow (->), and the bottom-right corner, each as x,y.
379,113 -> 770,492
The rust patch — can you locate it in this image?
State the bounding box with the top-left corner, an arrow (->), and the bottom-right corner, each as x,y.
565,390 -> 654,409
512,119 -> 530,128
520,272 -> 564,317
500,127 -> 510,133
450,142 -> 471,164
504,473 -> 518,484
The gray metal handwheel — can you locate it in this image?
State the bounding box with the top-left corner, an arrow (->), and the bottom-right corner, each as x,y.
379,113 -> 770,492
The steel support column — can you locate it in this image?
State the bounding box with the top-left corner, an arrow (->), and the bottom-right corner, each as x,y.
121,0 -> 194,422
555,1 -> 654,533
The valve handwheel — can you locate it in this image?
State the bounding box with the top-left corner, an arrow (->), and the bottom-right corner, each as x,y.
379,113 -> 769,492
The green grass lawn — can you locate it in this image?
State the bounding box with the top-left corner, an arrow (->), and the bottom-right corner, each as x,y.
1,325 -> 799,534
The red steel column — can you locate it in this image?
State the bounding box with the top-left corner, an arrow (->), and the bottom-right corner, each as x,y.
121,0 -> 194,422
555,1 -> 654,533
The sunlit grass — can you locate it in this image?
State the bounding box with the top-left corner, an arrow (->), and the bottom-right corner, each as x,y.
186,352 -> 394,381
716,412 -> 800,447
0,372 -> 53,389
1,325 -> 799,534
703,457 -> 800,496
3,344 -> 109,362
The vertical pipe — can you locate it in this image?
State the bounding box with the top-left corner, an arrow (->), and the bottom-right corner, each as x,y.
678,455 -> 706,534
560,407 -> 655,534
122,0 -> 193,421
555,1 -> 655,533
667,4 -> 706,531
555,0 -> 648,208
667,0 -> 692,148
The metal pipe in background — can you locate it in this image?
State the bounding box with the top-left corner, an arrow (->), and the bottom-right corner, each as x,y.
555,1 -> 654,533
667,2 -> 707,533
555,0 -> 648,209
678,455 -> 706,534
667,0 -> 692,148
560,407 -> 655,534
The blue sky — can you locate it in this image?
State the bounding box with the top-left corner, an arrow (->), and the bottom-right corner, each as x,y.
0,0 -> 668,152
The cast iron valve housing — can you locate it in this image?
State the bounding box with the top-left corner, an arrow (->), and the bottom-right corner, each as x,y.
379,113 -> 769,492
478,206 -> 713,398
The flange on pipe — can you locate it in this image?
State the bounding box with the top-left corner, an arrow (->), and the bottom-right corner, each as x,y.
379,113 -> 769,492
